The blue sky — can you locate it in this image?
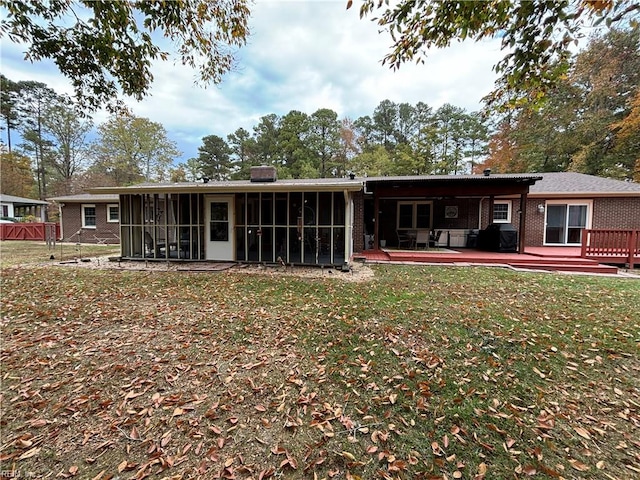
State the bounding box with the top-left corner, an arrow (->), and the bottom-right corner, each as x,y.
1,0 -> 505,163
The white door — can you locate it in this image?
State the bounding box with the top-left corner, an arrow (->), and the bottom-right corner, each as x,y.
205,196 -> 234,260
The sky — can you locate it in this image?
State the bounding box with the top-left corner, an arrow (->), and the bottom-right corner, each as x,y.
1,0 -> 506,164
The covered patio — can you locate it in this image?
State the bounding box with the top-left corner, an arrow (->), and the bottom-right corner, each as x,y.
362,173 -> 542,255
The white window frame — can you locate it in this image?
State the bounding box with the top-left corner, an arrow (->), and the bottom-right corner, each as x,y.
543,200 -> 593,246
106,204 -> 119,223
82,204 -> 97,229
493,200 -> 512,223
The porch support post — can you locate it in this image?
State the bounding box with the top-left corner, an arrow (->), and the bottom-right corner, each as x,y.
374,193 -> 380,250
488,196 -> 494,225
519,192 -> 528,254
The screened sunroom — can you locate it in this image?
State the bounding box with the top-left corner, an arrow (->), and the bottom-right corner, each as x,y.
104,171 -> 362,266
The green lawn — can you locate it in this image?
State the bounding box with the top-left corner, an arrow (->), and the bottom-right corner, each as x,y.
1,260 -> 639,479
0,240 -> 121,268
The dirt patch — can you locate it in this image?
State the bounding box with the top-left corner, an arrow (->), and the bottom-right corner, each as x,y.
48,255 -> 376,282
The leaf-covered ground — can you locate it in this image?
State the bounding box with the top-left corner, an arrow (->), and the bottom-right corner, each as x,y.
1,264 -> 639,479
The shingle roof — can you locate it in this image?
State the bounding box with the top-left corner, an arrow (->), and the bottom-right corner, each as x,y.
0,194 -> 49,205
48,193 -> 119,203
530,172 -> 640,196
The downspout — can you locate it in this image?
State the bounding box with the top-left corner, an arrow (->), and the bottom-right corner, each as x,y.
519,193 -> 528,254
58,203 -> 64,241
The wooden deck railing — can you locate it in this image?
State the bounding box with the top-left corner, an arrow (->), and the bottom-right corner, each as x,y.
0,222 -> 60,242
581,229 -> 639,269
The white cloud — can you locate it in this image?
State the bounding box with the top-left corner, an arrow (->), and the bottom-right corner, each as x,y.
1,0 -> 506,163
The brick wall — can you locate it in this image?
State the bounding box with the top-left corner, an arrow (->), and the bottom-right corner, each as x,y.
61,203 -> 120,244
524,197 -> 640,247
352,191 -> 365,253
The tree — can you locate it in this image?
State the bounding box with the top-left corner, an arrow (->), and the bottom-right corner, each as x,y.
433,104 -> 467,174
253,114 -> 281,166
484,27 -> 639,179
90,114 -> 180,185
0,75 -> 20,153
610,91 -> 640,181
462,112 -> 490,173
309,108 -> 340,177
15,81 -> 59,200
351,0 -> 639,109
194,135 -> 233,181
227,127 -> 257,180
43,95 -> 93,192
568,27 -> 640,178
336,118 -> 361,177
372,100 -> 398,151
277,111 -> 312,178
351,145 -> 393,177
1,0 -> 251,110
0,151 -> 35,197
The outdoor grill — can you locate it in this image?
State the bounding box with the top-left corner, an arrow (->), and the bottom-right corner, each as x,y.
478,223 -> 518,252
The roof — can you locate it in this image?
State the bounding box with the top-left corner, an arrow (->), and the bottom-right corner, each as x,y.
85,172 -> 639,198
90,177 -> 364,194
366,173 -> 542,183
0,193 -> 49,205
48,193 -> 120,203
529,172 -> 640,197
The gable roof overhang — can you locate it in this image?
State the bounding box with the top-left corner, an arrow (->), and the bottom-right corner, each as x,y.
48,193 -> 120,203
364,174 -> 542,197
0,194 -> 49,206
89,178 -> 364,195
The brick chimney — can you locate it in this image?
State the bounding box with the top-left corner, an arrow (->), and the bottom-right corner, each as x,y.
250,165 -> 277,182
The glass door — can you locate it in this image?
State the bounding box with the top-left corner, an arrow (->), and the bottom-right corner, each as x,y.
544,203 -> 589,245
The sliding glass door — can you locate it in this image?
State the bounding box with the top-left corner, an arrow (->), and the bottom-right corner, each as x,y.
544,202 -> 591,245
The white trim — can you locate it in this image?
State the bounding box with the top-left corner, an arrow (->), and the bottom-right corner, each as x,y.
493,200 -> 512,223
81,204 -> 97,229
106,204 -> 119,223
543,199 -> 593,246
205,195 -> 234,261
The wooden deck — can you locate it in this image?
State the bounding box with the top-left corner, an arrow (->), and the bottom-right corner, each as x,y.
354,247 -> 621,275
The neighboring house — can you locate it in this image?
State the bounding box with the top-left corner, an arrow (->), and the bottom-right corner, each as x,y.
48,193 -> 121,244
0,193 -> 48,221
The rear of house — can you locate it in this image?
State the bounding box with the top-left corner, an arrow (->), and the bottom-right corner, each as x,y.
48,193 -> 121,244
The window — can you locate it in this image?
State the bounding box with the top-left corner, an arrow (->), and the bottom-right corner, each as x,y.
493,201 -> 512,223
107,204 -> 119,223
82,204 -> 96,228
397,201 -> 432,230
209,202 -> 229,241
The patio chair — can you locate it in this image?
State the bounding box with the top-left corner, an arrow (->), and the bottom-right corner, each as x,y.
415,230 -> 430,249
144,231 -> 166,257
429,230 -> 443,248
397,230 -> 413,249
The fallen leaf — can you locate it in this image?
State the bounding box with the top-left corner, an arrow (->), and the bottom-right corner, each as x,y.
18,447 -> 40,460
569,459 -> 590,472
574,427 -> 591,440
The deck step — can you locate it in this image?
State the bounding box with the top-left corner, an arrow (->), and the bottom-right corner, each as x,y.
509,263 -> 619,274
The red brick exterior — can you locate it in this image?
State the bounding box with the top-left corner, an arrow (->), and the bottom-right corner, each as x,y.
60,202 -> 120,244
352,191 -> 365,253
524,197 -> 640,247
